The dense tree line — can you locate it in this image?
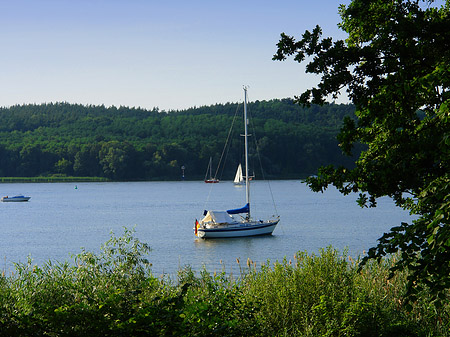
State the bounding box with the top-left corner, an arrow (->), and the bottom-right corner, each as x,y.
0,100 -> 357,180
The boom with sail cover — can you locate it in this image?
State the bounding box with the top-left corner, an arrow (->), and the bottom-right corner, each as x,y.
226,203 -> 249,215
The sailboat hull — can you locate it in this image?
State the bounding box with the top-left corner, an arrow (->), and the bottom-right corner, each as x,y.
196,220 -> 279,238
204,179 -> 219,183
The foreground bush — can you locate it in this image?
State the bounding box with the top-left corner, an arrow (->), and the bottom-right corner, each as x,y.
0,230 -> 449,336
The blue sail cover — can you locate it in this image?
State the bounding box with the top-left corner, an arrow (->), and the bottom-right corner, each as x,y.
226,203 -> 249,215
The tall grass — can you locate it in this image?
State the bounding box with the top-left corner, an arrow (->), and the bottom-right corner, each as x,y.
0,229 -> 449,336
241,249 -> 422,336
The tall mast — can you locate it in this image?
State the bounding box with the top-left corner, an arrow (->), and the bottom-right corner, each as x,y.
209,157 -> 213,179
244,86 -> 250,217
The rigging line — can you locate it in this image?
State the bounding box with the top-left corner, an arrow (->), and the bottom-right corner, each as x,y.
247,104 -> 279,217
219,128 -> 233,180
205,103 -> 241,208
203,180 -> 216,210
213,103 -> 241,180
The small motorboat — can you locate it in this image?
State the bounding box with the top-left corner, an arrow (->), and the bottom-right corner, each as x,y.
1,195 -> 31,202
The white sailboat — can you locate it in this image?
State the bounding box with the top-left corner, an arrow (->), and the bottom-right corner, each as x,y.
233,163 -> 244,185
195,87 -> 280,238
234,163 -> 254,185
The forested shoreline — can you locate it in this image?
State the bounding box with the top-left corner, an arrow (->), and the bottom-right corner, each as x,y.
0,100 -> 357,181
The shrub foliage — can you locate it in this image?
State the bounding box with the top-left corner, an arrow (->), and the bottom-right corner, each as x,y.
0,230 -> 449,336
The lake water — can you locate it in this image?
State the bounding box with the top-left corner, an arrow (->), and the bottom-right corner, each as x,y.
0,180 -> 414,278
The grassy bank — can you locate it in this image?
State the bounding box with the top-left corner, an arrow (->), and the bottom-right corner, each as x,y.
0,176 -> 109,183
0,229 -> 449,336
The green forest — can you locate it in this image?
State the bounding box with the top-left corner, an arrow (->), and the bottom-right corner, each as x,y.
0,100 -> 357,181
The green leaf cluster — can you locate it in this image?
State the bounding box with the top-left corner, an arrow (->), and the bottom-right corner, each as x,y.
274,0 -> 450,302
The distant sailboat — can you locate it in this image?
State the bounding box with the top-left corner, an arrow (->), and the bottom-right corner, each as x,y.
233,163 -> 244,185
195,87 -> 280,238
204,157 -> 219,183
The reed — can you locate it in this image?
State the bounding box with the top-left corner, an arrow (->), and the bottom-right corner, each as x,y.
0,230 -> 449,336
0,176 -> 109,183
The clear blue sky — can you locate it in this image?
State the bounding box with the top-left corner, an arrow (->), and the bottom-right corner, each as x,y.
1,0 -> 350,111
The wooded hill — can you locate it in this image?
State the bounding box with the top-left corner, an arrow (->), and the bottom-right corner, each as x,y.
0,100 -> 357,181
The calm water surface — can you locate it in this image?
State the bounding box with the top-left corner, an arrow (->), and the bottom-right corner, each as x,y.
0,180 -> 414,277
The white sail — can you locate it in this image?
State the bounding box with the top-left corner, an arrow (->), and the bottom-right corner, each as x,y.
233,163 -> 244,185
